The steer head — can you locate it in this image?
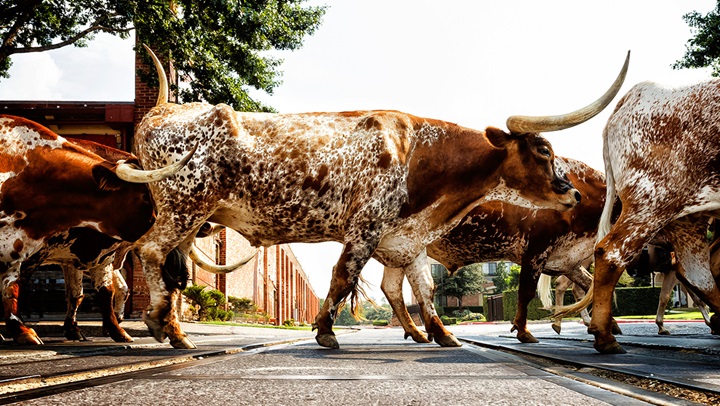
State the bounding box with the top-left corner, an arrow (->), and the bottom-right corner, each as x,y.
484,127 -> 579,211
486,50 -> 630,211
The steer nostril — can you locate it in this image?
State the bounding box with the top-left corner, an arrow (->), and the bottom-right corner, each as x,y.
573,190 -> 582,204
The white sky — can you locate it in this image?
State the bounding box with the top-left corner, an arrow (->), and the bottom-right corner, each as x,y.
1,0 -> 717,303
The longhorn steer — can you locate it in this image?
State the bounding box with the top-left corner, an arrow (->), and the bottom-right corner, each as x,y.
558,79 -> 720,354
381,157 -> 609,345
133,47 -> 628,349
0,115 -> 191,344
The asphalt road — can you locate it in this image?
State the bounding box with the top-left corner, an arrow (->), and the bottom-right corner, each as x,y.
7,320 -> 677,406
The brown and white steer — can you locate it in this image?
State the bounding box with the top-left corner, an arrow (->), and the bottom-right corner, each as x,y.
0,115 -> 191,344
134,47 -> 628,349
558,79 -> 720,354
381,157 -> 608,345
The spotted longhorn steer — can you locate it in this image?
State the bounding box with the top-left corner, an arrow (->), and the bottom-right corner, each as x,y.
381,156 -> 609,345
133,47 -> 628,349
0,115 -> 192,344
556,79 -> 720,354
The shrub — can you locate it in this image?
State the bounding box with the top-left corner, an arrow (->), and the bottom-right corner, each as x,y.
440,315 -> 457,325
372,319 -> 388,326
283,318 -> 295,327
229,297 -> 256,313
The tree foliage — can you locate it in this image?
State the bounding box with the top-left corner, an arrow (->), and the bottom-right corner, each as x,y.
492,261 -> 510,294
0,0 -> 326,111
674,3 -> 720,76
433,263 -> 486,309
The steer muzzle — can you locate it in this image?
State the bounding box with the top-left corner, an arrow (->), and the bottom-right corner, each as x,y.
552,177 -> 581,210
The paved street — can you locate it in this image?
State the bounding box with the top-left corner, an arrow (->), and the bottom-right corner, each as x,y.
5,320 -> 675,406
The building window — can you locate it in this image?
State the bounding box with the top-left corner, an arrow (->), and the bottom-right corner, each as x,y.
485,262 -> 497,276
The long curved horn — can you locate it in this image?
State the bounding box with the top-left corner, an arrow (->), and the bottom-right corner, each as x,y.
506,51 -> 630,134
142,44 -> 169,106
189,245 -> 259,274
115,143 -> 198,183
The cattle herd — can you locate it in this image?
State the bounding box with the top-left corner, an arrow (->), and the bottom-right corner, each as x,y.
1,47 -> 720,355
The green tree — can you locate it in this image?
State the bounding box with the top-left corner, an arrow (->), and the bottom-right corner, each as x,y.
433,263 -> 486,310
493,261 -> 510,294
508,264 -> 521,290
674,3 -> 720,76
0,1 -> 325,111
362,301 -> 392,321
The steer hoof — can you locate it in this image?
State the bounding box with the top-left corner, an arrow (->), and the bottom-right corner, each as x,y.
434,334 -> 462,347
594,340 -> 626,354
316,333 -> 339,349
17,329 -> 44,345
517,331 -> 539,344
169,336 -> 196,349
611,320 -> 623,335
658,328 -> 671,336
404,331 -> 431,344
106,327 -> 134,343
551,323 -> 562,335
65,329 -> 88,341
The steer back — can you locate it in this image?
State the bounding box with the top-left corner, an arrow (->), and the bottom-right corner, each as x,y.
427,156 -> 606,273
0,115 -> 156,244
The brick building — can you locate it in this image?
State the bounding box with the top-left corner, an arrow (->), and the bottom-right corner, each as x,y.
1,47 -> 320,325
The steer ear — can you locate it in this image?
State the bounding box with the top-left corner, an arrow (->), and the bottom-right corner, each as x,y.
484,126 -> 511,149
92,163 -> 124,191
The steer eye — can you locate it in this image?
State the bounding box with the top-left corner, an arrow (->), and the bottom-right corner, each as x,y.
538,146 -> 551,157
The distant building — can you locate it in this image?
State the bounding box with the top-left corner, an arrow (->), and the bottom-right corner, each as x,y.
429,258 -> 511,309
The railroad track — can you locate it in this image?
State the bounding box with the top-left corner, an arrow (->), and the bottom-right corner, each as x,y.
460,334 -> 720,405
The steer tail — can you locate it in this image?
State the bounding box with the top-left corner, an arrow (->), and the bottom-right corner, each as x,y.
342,275 -> 374,321
553,281 -> 594,319
537,274 -> 553,309
597,126 -> 616,244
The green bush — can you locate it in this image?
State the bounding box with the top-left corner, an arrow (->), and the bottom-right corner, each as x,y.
443,306 -> 483,315
372,319 -> 389,326
452,309 -> 485,322
499,286 -> 664,321
283,318 -> 295,327
502,290 -> 550,321
613,286 -> 662,316
440,315 -> 457,325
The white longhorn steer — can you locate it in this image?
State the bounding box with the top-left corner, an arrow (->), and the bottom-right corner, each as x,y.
134,46 -> 628,349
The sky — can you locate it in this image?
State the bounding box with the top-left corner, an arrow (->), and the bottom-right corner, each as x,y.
1,0 -> 717,303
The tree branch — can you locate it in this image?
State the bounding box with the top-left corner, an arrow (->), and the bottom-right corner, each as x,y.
10,24 -> 134,55
1,0 -> 43,51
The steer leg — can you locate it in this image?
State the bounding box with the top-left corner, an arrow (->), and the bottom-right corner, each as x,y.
381,266 -> 430,343
663,217 -> 720,335
591,214 -> 659,354
403,251 -> 460,347
551,275 -> 572,334
62,267 -> 87,341
90,263 -> 132,343
512,263 -> 540,343
656,269 -> 677,335
136,222 -> 200,349
2,266 -> 42,345
313,238 -> 378,349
